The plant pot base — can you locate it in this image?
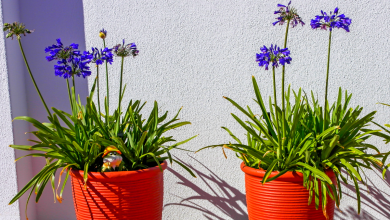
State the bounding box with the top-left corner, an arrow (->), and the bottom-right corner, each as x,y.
241,163 -> 335,220
70,162 -> 167,220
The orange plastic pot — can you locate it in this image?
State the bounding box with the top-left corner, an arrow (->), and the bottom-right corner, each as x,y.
241,162 -> 336,220
70,161 -> 167,220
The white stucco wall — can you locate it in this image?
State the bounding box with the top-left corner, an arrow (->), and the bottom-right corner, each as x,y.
1,0 -> 390,219
0,0 -> 20,219
1,0 -> 87,219
82,0 -> 390,219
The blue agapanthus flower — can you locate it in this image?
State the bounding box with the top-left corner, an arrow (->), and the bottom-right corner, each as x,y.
45,38 -> 92,78
256,44 -> 291,70
113,39 -> 139,57
311,7 -> 351,32
87,47 -> 114,65
273,1 -> 304,27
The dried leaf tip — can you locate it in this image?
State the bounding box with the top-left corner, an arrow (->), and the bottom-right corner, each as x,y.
223,96 -> 227,99
222,147 -> 227,159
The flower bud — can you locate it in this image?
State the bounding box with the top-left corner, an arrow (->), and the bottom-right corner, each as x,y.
99,29 -> 107,39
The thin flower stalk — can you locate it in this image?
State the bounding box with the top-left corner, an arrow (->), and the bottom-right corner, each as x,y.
100,28 -> 110,119
281,21 -> 290,146
118,56 -> 125,119
96,66 -> 101,116
3,22 -> 52,118
324,31 -> 332,128
311,7 -> 351,130
113,39 -> 139,122
256,44 -> 292,153
87,46 -> 114,118
66,78 -> 73,110
273,1 -> 305,146
18,38 -> 53,119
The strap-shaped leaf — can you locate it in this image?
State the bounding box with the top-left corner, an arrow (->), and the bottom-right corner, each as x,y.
296,162 -> 333,185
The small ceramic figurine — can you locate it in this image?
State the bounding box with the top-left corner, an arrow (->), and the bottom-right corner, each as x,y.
101,146 -> 123,172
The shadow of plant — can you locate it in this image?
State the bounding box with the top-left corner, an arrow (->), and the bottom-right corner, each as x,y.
165,156 -> 248,220
335,170 -> 390,220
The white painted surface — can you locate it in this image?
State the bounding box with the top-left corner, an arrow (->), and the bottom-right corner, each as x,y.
0,0 -> 389,219
1,0 -> 87,219
82,0 -> 390,219
0,0 -> 20,219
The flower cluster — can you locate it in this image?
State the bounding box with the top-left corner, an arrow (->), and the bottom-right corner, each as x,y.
99,29 -> 107,39
311,8 -> 351,32
3,22 -> 33,39
86,47 -> 114,66
256,44 -> 291,70
113,39 -> 139,57
45,39 -> 92,78
273,1 -> 305,27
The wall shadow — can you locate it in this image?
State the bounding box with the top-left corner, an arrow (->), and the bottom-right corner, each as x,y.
165,156 -> 248,220
334,170 -> 390,220
3,0 -> 87,219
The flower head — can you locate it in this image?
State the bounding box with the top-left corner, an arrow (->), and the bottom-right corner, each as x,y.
45,39 -> 92,78
3,22 -> 33,39
99,29 -> 107,39
113,39 -> 139,57
311,8 -> 351,32
87,47 -> 114,65
273,1 -> 305,27
256,44 -> 291,70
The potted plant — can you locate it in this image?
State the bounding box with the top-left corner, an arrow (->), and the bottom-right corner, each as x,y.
4,23 -> 196,220
198,2 -> 388,220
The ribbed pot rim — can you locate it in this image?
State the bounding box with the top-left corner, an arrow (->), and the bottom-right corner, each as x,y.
70,161 -> 167,182
240,162 -> 335,180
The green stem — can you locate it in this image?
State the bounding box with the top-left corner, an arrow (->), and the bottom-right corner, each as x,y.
103,39 -> 109,117
324,31 -> 332,131
272,66 -> 281,151
118,56 -> 125,120
96,66 -> 101,117
72,75 -> 76,92
66,78 -> 73,110
281,21 -> 290,149
17,37 -> 52,118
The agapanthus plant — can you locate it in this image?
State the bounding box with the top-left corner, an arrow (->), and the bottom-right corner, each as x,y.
272,1 -> 305,144
198,2 -> 387,218
6,25 -> 196,219
113,39 -> 139,122
85,47 -> 114,115
311,8 -> 351,131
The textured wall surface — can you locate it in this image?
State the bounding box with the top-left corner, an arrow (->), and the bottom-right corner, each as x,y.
82,0 -> 390,219
1,0 -> 88,219
0,0 -> 20,219
15,0 -> 88,219
2,0 -> 390,219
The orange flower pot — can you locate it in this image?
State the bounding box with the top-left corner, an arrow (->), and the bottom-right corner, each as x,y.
70,161 -> 167,220
241,162 -> 336,220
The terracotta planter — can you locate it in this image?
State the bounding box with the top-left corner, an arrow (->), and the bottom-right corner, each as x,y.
241,162 -> 336,220
70,161 -> 168,220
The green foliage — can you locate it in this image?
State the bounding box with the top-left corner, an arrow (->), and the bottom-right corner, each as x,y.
9,79 -> 196,207
6,23 -> 196,216
198,77 -> 386,216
